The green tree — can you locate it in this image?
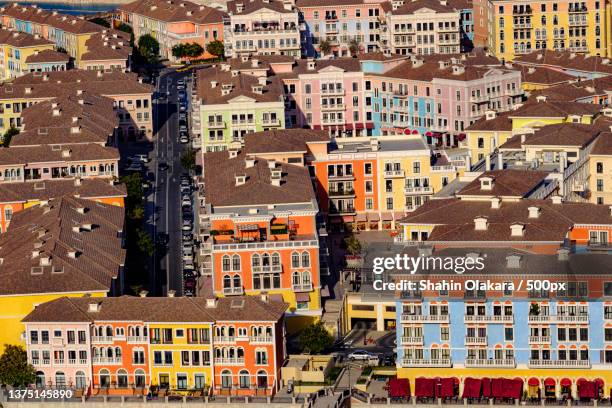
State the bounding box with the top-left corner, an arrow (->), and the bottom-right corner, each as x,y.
172,44 -> 187,60
344,234 -> 362,256
88,17 -> 110,28
318,39 -> 331,56
206,40 -> 224,58
136,229 -> 154,256
117,22 -> 133,35
181,148 -> 196,171
2,126 -> 19,147
348,38 -> 360,56
0,345 -> 36,387
137,34 -> 160,64
185,42 -> 204,58
298,322 -> 334,354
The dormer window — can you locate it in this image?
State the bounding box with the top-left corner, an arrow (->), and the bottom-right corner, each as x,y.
480,176 -> 494,191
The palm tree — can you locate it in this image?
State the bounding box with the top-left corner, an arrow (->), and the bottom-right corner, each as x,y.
318,39 -> 331,56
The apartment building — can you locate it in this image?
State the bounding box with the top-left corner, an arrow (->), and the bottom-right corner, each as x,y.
297,0 -> 387,57
365,56 -> 522,143
514,49 -> 612,79
0,195 -> 125,351
488,0 -> 611,62
78,29 -> 132,71
116,0 -> 226,61
24,49 -> 70,73
0,69 -> 153,140
0,28 -> 55,80
382,0 -> 461,55
224,0 -> 301,58
589,133 -> 612,205
198,143 -> 322,331
0,4 -> 105,65
447,0 -> 475,51
22,295 -> 287,396
196,65 -> 285,152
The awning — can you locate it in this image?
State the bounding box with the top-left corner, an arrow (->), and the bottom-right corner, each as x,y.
579,381 -> 597,399
381,212 -> 393,221
503,378 -> 523,399
393,211 -> 404,220
461,378 -> 482,399
415,378 -> 435,398
491,378 -> 504,398
560,378 -> 572,387
425,131 -> 433,137
528,378 -> 539,387
456,133 -> 466,141
365,122 -> 374,129
238,224 -> 259,231
295,293 -> 310,302
355,213 -> 367,222
411,129 -> 419,134
431,133 -> 444,138
367,213 -> 380,222
404,128 -> 412,135
439,378 -> 455,398
481,378 -> 492,398
544,378 -> 556,387
388,378 -> 410,398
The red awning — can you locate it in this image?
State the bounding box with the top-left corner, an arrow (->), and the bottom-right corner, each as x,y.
456,133 -> 466,141
461,378 -> 482,399
579,381 -> 597,399
404,128 -> 412,135
439,378 -> 455,398
354,123 -> 364,130
431,133 -> 444,138
528,378 -> 540,387
481,378 -> 492,398
388,378 -> 410,398
425,131 -> 433,136
560,378 -> 572,387
312,125 -> 321,130
594,378 -> 604,391
381,212 -> 393,221
502,379 -> 523,399
411,129 -> 419,134
365,122 -> 374,129
367,212 -> 380,222
415,378 -> 435,398
491,378 -> 504,398
544,378 -> 556,387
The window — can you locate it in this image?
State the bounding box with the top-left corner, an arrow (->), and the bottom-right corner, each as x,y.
413,162 -> 420,174
504,327 -> 514,341
256,350 -> 268,365
440,327 -> 449,341
239,370 -> 250,388
177,374 -> 188,390
40,332 -> 49,343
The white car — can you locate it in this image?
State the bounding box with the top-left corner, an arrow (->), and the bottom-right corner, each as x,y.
181,197 -> 191,206
348,350 -> 377,361
180,136 -> 189,144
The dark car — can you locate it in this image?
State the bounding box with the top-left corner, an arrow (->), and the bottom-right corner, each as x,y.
156,232 -> 169,246
158,162 -> 169,171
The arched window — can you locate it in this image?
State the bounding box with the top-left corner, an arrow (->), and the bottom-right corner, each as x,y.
221,370 -> 232,389
117,369 -> 128,388
222,255 -> 231,271
232,254 -> 241,271
115,347 -> 122,358
106,347 -> 113,358
93,348 -> 100,358
302,271 -> 311,285
228,326 -> 235,337
35,371 -> 45,388
291,251 -> 300,268
75,371 -> 87,390
135,369 -> 146,387
262,253 -> 270,266
272,253 -> 280,267
237,347 -> 245,359
239,370 -> 250,389
256,370 -> 268,389
223,275 -> 231,288
233,275 -> 241,289
252,254 -> 261,268
55,371 -> 66,388
106,326 -> 113,337
99,369 -> 110,388
301,252 -> 310,267
292,271 -> 300,285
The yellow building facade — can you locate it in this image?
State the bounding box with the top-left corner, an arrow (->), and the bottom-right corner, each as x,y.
0,42 -> 54,81
489,0 -> 612,61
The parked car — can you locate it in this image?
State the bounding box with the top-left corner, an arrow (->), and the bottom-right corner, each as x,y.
179,113 -> 187,120
180,135 -> 189,144
179,104 -> 186,112
134,154 -> 149,163
158,162 -> 169,171
182,220 -> 192,231
182,232 -> 193,241
124,163 -> 144,172
348,350 -> 377,361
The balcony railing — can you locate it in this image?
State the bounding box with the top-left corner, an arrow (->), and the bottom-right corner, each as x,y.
528,336 -> 551,344
528,315 -> 588,323
262,118 -> 281,126
250,336 -> 273,344
92,357 -> 122,364
400,336 -> 424,345
91,336 -> 113,344
464,315 -> 513,323
214,336 -> 236,344
528,359 -> 590,368
252,265 -> 282,273
222,287 -> 244,296
404,186 -> 433,195
127,336 -> 148,343
465,359 -> 515,368
328,173 -> 354,180
321,104 -> 345,111
292,283 -> 313,292
321,88 -> 344,95
214,358 -> 245,365
384,170 -> 404,178
401,358 -> 451,367
328,188 -> 355,197
400,314 -> 449,323
207,121 -> 225,129
465,336 -> 487,345
213,238 -> 318,251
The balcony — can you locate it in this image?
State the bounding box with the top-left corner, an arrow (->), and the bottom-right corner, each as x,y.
214,336 -> 236,344
384,170 -> 404,178
222,287 -> 244,296
321,88 -> 344,96
321,103 -> 345,111
528,336 -> 551,344
465,336 -> 487,345
292,283 -> 313,292
513,22 -> 532,29
568,18 -> 587,26
528,315 -> 589,324
470,94 -> 488,103
252,264 -> 282,273
512,6 -> 532,14
465,359 -> 515,368
127,336 -> 148,343
400,336 -> 424,345
92,357 -> 122,364
404,186 -> 433,195
329,206 -> 356,215
250,336 -> 273,344
213,236 -> 318,251
207,121 -> 225,129
328,172 -> 355,181
234,28 -> 299,36
321,117 -> 346,125
400,314 -> 449,323
54,359 -> 65,365
91,336 -> 113,344
528,359 -> 590,368
262,118 -> 281,127
214,358 -> 245,365
325,14 -> 338,21
401,358 -> 451,367
569,5 -> 587,12
328,188 -> 355,197
464,315 -> 513,323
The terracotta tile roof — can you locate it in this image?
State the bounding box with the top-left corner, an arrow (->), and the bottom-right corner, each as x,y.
196,66 -> 284,104
513,50 -> 612,75
25,49 -> 70,64
0,143 -> 119,166
457,170 -> 549,198
244,129 -> 329,154
0,4 -> 104,35
530,83 -> 599,102
509,100 -> 601,118
0,195 -> 125,295
270,58 -> 363,79
81,29 -> 132,62
203,148 -> 315,206
0,178 -> 126,204
381,60 -> 516,82
591,131 -> 612,155
446,0 -> 471,10
357,52 -> 409,62
0,27 -> 53,48
420,50 -> 501,66
227,0 -> 295,14
466,110 -> 513,131
393,0 -> 457,14
518,65 -> 575,85
296,0 -> 367,7
23,295 -> 287,323
400,197 -> 612,242
227,55 -> 294,71
119,0 -> 227,25
519,122 -> 602,147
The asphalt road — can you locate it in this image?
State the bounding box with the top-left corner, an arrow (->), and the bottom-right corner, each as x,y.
149,69 -> 192,296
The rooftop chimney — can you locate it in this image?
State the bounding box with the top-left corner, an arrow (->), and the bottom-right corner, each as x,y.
167,290 -> 175,297
235,174 -> 246,186
480,176 -> 494,191
88,302 -> 100,312
490,197 -> 501,209
551,195 -> 563,204
474,216 -> 488,231
528,206 -> 541,218
245,157 -> 256,168
139,290 -> 149,297
206,298 -> 218,308
510,223 -> 525,237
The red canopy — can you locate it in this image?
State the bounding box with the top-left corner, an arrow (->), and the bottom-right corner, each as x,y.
594,378 -> 604,391
528,378 -> 540,386
579,381 -> 597,399
462,378 -> 482,399
502,378 -> 523,399
439,378 -> 455,398
481,378 -> 492,398
403,128 -> 412,135
560,378 -> 572,387
415,378 -> 435,398
388,378 -> 410,398
425,131 -> 433,136
491,378 -> 504,398
411,130 -> 419,134
544,378 -> 556,387
456,133 -> 466,141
